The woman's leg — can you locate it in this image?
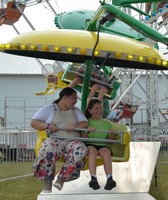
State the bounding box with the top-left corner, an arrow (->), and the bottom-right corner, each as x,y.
33,138 -> 63,192
60,140 -> 87,181
54,140 -> 87,190
33,138 -> 62,179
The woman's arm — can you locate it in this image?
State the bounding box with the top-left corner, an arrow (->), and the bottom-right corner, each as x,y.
31,104 -> 55,131
31,119 -> 48,130
31,119 -> 59,132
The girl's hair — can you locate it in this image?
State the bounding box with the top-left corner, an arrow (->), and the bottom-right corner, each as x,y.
53,87 -> 77,104
85,98 -> 102,118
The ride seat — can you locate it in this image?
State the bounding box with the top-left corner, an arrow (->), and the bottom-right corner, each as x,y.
62,64 -> 121,100
35,122 -> 131,170
120,104 -> 138,118
1,2 -> 25,25
35,72 -> 68,95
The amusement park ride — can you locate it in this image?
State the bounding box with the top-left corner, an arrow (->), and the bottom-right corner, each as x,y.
0,0 -> 167,199
0,0 -> 168,129
0,0 -> 168,135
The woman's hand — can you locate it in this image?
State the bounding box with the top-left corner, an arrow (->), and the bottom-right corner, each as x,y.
65,124 -> 76,131
48,123 -> 59,133
81,133 -> 88,138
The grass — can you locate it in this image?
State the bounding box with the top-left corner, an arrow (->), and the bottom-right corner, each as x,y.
149,161 -> 168,200
0,176 -> 43,200
0,159 -> 168,200
0,162 -> 33,179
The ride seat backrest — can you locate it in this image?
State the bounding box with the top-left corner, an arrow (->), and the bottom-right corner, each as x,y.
35,72 -> 68,96
47,74 -> 58,86
47,72 -> 67,88
3,2 -> 25,25
110,134 -> 125,158
120,104 -> 138,118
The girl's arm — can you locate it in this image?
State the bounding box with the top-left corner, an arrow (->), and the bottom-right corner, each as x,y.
108,129 -> 116,140
66,121 -> 88,131
80,126 -> 95,138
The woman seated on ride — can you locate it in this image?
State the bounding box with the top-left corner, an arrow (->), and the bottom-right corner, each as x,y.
31,87 -> 88,193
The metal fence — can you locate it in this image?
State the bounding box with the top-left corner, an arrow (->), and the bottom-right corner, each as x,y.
131,126 -> 168,158
0,127 -> 168,182
0,129 -> 37,181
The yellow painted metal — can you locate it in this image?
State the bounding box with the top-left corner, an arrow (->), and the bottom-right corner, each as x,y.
35,71 -> 68,96
2,29 -> 165,59
0,29 -> 168,69
35,122 -> 131,169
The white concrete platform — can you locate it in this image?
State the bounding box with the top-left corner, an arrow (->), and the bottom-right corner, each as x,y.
37,142 -> 160,200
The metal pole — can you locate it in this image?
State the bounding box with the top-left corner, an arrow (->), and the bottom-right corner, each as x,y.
106,70 -> 144,119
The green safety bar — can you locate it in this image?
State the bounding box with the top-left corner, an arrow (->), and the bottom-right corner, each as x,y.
81,61 -> 93,110
86,2 -> 168,45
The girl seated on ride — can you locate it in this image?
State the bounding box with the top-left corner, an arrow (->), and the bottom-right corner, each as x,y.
81,98 -> 117,190
69,64 -> 108,103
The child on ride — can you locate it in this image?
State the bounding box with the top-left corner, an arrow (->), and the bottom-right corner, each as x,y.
69,64 -> 108,103
81,98 -> 117,190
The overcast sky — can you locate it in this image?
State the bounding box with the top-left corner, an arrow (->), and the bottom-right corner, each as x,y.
0,0 -> 100,43
0,0 -> 167,55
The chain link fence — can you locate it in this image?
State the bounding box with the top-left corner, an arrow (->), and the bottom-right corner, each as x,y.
0,129 -> 37,181
0,127 -> 168,182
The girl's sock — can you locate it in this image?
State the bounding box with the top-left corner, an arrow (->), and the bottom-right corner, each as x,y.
106,174 -> 112,180
91,174 -> 97,179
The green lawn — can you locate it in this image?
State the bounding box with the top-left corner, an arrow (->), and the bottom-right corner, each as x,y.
0,160 -> 167,200
149,161 -> 168,200
0,176 -> 43,200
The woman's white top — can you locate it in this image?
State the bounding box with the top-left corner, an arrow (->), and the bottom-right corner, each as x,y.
32,104 -> 87,123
